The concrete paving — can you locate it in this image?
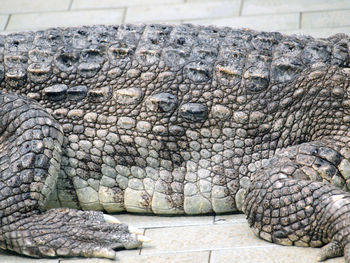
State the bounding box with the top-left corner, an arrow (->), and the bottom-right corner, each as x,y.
1,0 -> 349,262
0,213 -> 345,263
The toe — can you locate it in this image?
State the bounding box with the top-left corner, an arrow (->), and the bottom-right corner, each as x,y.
92,247 -> 116,259
317,241 -> 342,261
123,233 -> 142,249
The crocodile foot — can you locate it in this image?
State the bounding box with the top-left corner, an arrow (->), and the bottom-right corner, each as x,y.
317,241 -> 343,261
244,172 -> 350,262
1,208 -> 151,258
243,141 -> 350,263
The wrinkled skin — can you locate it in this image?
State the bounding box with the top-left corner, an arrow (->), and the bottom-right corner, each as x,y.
1,24 -> 350,261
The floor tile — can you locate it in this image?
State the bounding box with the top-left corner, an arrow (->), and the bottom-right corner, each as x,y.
242,0 -> 350,15
125,1 -> 240,23
0,249 -> 59,263
6,9 -> 124,31
302,10 -> 350,29
61,259 -> 112,263
141,221 -> 273,254
60,250 -> 209,263
71,0 -> 184,10
186,13 -> 299,31
211,246 -> 344,263
0,15 -> 8,30
0,0 -> 70,14
118,251 -> 209,263
113,213 -> 214,228
61,248 -> 142,263
214,213 -> 246,224
281,27 -> 350,38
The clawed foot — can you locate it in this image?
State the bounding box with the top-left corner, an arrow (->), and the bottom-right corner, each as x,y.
317,241 -> 343,262
317,241 -> 350,263
4,208 -> 151,259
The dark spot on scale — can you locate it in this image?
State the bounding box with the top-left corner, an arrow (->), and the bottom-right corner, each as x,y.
180,103 -> 208,122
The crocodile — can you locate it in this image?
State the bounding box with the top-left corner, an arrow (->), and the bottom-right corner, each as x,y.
1,23 -> 350,261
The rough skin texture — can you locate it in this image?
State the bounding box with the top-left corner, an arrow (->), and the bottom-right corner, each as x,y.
1,23 -> 350,261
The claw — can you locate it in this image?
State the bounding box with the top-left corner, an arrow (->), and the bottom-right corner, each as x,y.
129,226 -> 143,235
137,235 -> 152,243
103,214 -> 121,224
92,247 -> 116,259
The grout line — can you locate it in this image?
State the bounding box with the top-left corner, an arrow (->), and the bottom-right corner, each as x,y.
239,0 -> 244,16
127,221 -> 246,230
301,8 -> 350,14
4,15 -> 11,31
208,250 -> 212,263
68,0 -> 74,10
237,8 -> 350,17
122,7 -> 127,24
137,245 -> 278,257
299,12 -> 302,29
182,11 -> 300,21
139,228 -> 147,255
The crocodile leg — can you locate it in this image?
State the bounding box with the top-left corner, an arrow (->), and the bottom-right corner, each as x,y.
0,92 -> 149,258
243,141 -> 350,262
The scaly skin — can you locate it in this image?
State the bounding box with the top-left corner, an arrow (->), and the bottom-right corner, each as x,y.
1,24 -> 350,261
